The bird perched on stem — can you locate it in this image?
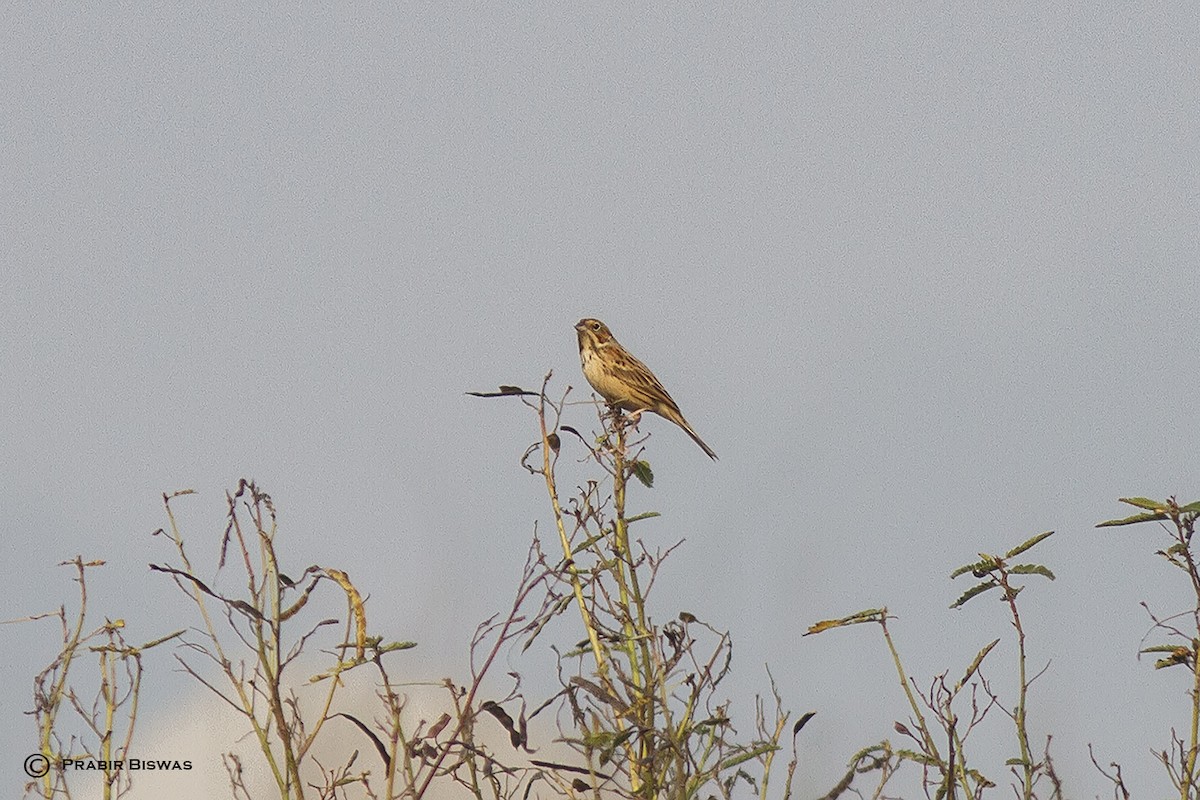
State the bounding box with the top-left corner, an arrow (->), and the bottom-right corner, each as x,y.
574,318 -> 718,460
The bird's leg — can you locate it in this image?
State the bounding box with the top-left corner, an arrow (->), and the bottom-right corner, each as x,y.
603,404 -> 623,424
606,406 -> 643,432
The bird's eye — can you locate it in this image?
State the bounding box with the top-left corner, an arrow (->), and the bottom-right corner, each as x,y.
591,322 -> 601,331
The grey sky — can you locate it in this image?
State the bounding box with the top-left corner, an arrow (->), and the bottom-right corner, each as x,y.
3,3 -> 1199,797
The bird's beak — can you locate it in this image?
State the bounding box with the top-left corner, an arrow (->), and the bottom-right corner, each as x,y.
574,320 -> 586,332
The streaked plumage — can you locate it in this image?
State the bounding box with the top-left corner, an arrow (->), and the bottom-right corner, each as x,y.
574,318 -> 717,460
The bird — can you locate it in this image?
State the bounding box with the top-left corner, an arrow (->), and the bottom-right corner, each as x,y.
574,318 -> 718,460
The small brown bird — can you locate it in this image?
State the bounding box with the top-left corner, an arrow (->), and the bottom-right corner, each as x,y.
574,318 -> 718,460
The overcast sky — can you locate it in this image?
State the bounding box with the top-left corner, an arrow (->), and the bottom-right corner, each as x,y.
3,3 -> 1199,798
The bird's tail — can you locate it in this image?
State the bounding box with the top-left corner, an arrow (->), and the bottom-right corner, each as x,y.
678,419 -> 718,460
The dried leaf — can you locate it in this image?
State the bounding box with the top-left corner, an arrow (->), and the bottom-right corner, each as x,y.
465,385 -> 537,398
481,701 -> 526,748
334,713 -> 390,770
805,608 -> 887,635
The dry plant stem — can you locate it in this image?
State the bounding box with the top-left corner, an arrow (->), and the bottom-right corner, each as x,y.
367,656 -> 409,800
162,490 -> 296,798
166,480 -> 530,800
1190,646 -> 1200,800
447,681 -> 483,795
95,632 -> 143,800
878,617 -> 950,792
36,559 -> 89,799
388,697 -> 408,799
485,378 -> 794,798
951,712 -> 974,800
756,682 -> 789,800
531,384 -> 640,791
1138,504 -> 1200,797
410,549 -> 549,800
34,556 -> 91,800
611,420 -> 656,793
299,606 -> 356,764
162,495 -> 278,785
232,492 -> 305,797
1089,743 -> 1131,800
1175,511 -> 1200,798
29,558 -> 168,800
880,617 -> 940,763
255,511 -> 304,796
537,383 -> 611,684
998,572 -> 1035,799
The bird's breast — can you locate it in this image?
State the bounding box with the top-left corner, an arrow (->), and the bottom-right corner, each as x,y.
580,346 -> 634,408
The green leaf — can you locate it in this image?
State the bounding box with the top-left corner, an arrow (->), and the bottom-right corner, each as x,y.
895,749 -> 940,766
1179,500 -> 1200,514
626,511 -> 661,524
951,556 -> 1000,579
1009,564 -> 1055,580
1119,496 -> 1168,511
1004,530 -> 1054,558
595,727 -> 636,767
611,727 -> 636,748
950,580 -> 999,609
1096,512 -> 1169,527
956,639 -> 1000,690
717,743 -> 779,770
632,460 -> 654,488
562,644 -> 593,659
581,729 -> 615,750
522,610 -> 557,652
139,629 -> 187,649
845,742 -> 889,763
695,714 -> 731,729
574,532 -> 605,552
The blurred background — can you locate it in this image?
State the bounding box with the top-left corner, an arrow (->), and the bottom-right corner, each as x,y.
3,3 -> 1198,797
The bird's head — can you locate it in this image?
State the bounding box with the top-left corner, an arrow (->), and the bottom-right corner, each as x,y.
575,318 -> 615,349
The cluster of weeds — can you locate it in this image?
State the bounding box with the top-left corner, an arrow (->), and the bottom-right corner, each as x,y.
806,532 -> 1060,799
21,377 -> 1200,800
21,557 -> 182,800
